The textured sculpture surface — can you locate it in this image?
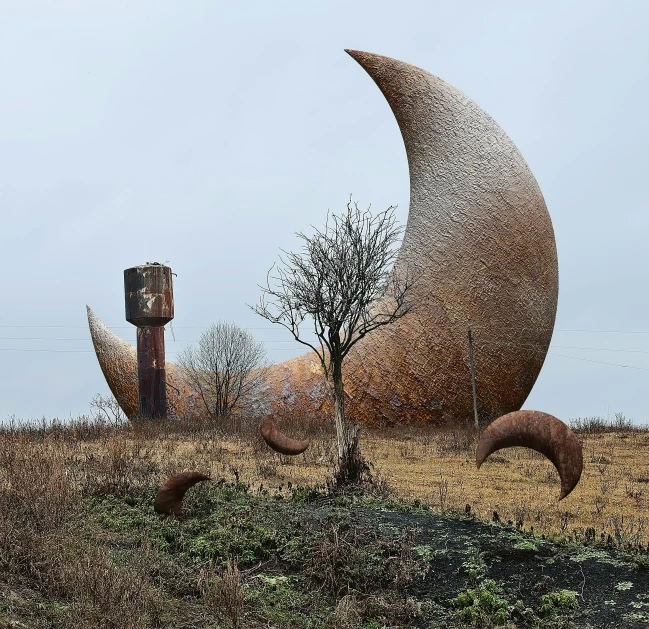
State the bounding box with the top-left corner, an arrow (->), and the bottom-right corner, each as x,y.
260,417 -> 310,455
87,306 -> 196,418
154,471 -> 211,516
476,410 -> 583,500
87,49 -> 558,427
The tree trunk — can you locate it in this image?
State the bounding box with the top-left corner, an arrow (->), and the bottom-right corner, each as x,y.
332,357 -> 363,486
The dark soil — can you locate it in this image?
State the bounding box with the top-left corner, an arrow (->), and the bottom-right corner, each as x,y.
288,493 -> 649,628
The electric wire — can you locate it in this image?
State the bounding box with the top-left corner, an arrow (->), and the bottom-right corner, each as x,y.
2,324 -> 649,333
1,336 -> 649,356
0,335 -> 648,371
0,323 -> 648,370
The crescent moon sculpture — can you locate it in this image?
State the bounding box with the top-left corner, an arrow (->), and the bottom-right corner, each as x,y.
154,471 -> 211,516
260,417 -> 310,455
88,49 -> 558,427
476,410 -> 583,500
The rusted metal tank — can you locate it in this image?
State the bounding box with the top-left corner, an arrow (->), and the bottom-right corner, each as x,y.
124,264 -> 174,326
124,263 -> 174,418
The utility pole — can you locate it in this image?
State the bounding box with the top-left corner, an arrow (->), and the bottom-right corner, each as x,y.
468,327 -> 479,429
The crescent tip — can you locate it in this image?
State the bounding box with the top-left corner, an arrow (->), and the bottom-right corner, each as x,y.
558,466 -> 582,501
475,437 -> 497,470
559,486 -> 572,501
344,48 -> 386,70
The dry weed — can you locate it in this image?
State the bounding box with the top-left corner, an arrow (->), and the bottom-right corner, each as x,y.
198,558 -> 246,629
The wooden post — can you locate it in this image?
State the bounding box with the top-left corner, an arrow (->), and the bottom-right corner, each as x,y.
468,328 -> 479,428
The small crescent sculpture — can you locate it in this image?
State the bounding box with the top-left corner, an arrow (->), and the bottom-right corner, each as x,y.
88,48 -> 558,427
154,471 -> 211,516
476,410 -> 583,500
260,417 -> 310,455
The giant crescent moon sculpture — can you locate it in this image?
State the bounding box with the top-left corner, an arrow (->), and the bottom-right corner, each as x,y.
476,410 -> 583,500
88,49 -> 558,427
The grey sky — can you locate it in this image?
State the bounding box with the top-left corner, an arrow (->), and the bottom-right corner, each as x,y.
1,0 -> 647,424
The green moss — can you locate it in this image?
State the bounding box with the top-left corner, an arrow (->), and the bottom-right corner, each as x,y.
245,574 -> 330,627
288,485 -> 323,503
460,549 -> 488,584
184,520 -> 279,565
450,579 -> 509,626
539,590 -> 579,617
413,544 -> 436,563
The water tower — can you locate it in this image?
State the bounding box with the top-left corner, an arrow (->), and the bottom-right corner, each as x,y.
124,263 -> 174,418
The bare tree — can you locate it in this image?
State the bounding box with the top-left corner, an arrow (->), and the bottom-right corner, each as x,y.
178,321 -> 268,419
251,197 -> 413,486
89,392 -> 127,427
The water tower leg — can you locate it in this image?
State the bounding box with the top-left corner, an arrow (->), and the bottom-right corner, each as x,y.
136,326 -> 167,418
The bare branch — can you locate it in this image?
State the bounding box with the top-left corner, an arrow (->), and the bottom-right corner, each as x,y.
177,321 -> 268,419
249,194 -> 412,377
249,194 -> 413,485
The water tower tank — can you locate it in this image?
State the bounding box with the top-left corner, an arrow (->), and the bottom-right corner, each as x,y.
124,264 -> 174,327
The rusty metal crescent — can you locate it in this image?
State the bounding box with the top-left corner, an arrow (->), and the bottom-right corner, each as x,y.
154,471 -> 211,516
260,417 -> 310,456
88,48 -> 558,427
476,410 -> 584,500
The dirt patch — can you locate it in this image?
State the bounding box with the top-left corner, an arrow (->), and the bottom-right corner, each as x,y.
345,505 -> 649,628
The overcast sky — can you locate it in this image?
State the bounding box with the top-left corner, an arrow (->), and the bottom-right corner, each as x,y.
1,0 -> 647,425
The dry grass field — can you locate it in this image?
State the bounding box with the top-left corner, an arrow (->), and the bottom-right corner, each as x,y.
1,409 -> 648,628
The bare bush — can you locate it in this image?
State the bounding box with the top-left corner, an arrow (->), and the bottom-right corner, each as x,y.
198,558 -> 246,629
60,544 -> 162,629
436,426 -> 479,456
89,392 -> 127,427
178,321 -> 268,419
570,413 -> 642,435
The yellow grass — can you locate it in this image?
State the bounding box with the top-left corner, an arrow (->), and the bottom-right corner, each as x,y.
50,414 -> 649,550
3,414 -> 649,549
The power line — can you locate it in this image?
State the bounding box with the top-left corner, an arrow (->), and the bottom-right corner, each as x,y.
478,338 -> 649,355
0,347 -> 297,354
2,323 -> 649,334
1,332 -> 649,356
0,325 -> 286,330
552,345 -> 649,355
0,336 -> 307,343
553,329 -> 649,335
547,353 -> 649,372
471,338 -> 649,371
1,321 -> 648,370
0,345 -> 647,371
0,349 -> 97,353
2,337 -> 649,356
